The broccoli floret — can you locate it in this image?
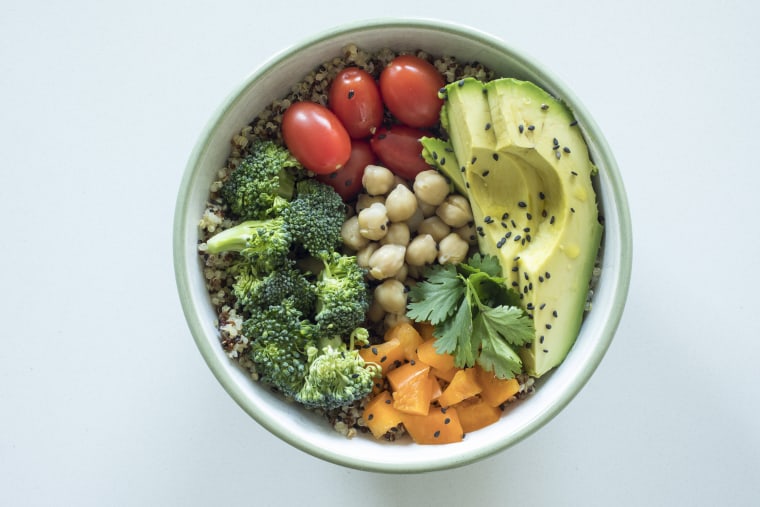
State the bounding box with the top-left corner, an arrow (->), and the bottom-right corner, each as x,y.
205,216 -> 291,272
296,328 -> 381,410
243,302 -> 315,399
221,139 -> 304,220
314,251 -> 370,337
233,259 -> 316,316
284,179 -> 346,257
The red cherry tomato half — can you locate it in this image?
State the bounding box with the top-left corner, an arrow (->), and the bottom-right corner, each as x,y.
370,125 -> 432,180
317,140 -> 376,201
328,67 -> 384,139
281,101 -> 351,175
379,55 -> 445,128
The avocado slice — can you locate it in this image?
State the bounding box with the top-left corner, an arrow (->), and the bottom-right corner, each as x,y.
426,77 -> 603,377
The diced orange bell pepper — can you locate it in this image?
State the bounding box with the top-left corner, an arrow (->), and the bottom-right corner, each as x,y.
384,322 -> 423,361
428,376 -> 443,402
386,360 -> 430,392
416,338 -> 456,372
401,406 -> 464,445
392,370 -> 433,416
475,365 -> 520,407
359,338 -> 405,375
363,391 -> 403,439
455,397 -> 502,433
415,321 -> 436,342
430,366 -> 459,383
438,368 -> 482,407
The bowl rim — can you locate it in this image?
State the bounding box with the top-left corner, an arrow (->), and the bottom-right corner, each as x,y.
173,17 -> 633,473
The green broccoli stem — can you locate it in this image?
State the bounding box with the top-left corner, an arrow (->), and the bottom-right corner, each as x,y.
205,218 -> 280,255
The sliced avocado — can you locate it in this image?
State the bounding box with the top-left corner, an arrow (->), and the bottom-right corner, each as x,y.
420,137 -> 466,195
439,77 -> 603,377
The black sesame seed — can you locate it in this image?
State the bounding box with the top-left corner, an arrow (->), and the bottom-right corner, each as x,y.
540,303 -> 546,310
385,398 -> 392,404
528,125 -> 535,131
367,413 -> 374,420
505,231 -> 512,238
512,281 -> 519,287
539,276 -> 544,282
444,418 -> 451,424
539,335 -> 545,343
501,221 -> 508,228
485,123 -> 491,130
524,272 -> 529,281
519,124 -> 525,133
518,201 -> 527,208
431,151 -> 438,160
550,215 -> 556,225
526,234 -> 531,242
570,120 -> 578,127
471,156 -> 477,164
460,166 -> 465,173
563,146 -> 571,154
542,209 -> 548,218
526,213 -> 532,220
553,310 -> 558,318
545,272 -> 551,279
511,266 -> 518,272
440,157 -> 446,165
553,137 -> 559,147
347,90 -> 355,99
434,430 -> 441,438
497,238 -> 506,248
492,153 -> 499,161
484,216 -> 493,223
555,150 -> 561,160
514,234 -> 522,241
476,226 -> 483,232
526,302 -> 535,310
570,207 -> 576,213
514,256 -> 521,261
543,349 -> 549,353
571,170 -> 578,176
371,347 -> 378,355
545,324 -> 552,330
541,103 -> 549,110
380,355 -> 387,362
539,191 -> 545,200
482,170 -> 490,177
502,212 -> 509,219
511,219 -> 517,228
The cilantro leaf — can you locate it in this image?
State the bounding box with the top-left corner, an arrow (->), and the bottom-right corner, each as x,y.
478,305 -> 535,347
406,264 -> 465,325
475,314 -> 525,379
433,296 -> 474,368
460,253 -> 502,278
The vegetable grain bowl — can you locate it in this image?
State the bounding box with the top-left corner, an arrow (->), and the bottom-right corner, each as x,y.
173,19 -> 632,473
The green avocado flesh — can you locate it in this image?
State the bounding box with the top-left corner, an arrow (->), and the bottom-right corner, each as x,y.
421,77 -> 603,377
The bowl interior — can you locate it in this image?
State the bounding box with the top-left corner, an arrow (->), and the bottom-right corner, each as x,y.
174,19 -> 632,473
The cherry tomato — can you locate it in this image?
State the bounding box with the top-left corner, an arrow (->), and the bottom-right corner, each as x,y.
328,67 -> 384,139
370,125 -> 432,180
281,101 -> 351,174
379,55 -> 445,128
317,140 -> 375,201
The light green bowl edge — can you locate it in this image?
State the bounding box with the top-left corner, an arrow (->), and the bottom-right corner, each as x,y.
173,17 -> 633,474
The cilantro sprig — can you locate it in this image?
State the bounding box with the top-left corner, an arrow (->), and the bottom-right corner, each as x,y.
406,254 -> 535,379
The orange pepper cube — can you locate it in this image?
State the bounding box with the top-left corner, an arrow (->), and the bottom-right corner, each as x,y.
384,322 -> 423,361
437,368 -> 482,408
475,365 -> 520,407
455,397 -> 502,433
359,338 -> 405,375
392,370 -> 433,416
401,406 -> 464,445
363,391 -> 403,439
386,360 -> 430,392
416,338 -> 456,372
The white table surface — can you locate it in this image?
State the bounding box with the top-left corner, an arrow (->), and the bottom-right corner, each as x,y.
2,1 -> 758,505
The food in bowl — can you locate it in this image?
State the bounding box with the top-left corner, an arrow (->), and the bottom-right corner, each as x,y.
195,43 -> 603,445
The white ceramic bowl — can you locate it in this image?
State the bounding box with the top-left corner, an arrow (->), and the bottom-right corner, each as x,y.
173,18 -> 632,473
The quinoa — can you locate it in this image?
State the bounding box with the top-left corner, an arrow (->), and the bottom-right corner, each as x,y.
196,44 -> 594,441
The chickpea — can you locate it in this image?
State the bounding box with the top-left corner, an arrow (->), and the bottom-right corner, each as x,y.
455,223 -> 478,245
405,234 -> 438,266
368,244 -> 406,279
374,279 -> 407,314
413,170 -> 450,206
358,202 -> 389,240
385,184 -> 418,222
384,312 -> 412,330
416,196 -> 438,218
380,222 -> 410,246
367,297 -> 386,323
362,164 -> 395,196
340,216 -> 369,251
356,242 -> 380,268
436,194 -> 473,228
437,232 -> 470,265
405,205 -> 425,233
356,193 -> 385,213
417,216 -> 451,242
393,263 -> 409,282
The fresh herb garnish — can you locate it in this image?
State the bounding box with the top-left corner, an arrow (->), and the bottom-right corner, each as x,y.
406,253 -> 534,379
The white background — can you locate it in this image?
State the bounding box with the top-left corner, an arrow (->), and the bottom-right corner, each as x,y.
2,1 -> 758,506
